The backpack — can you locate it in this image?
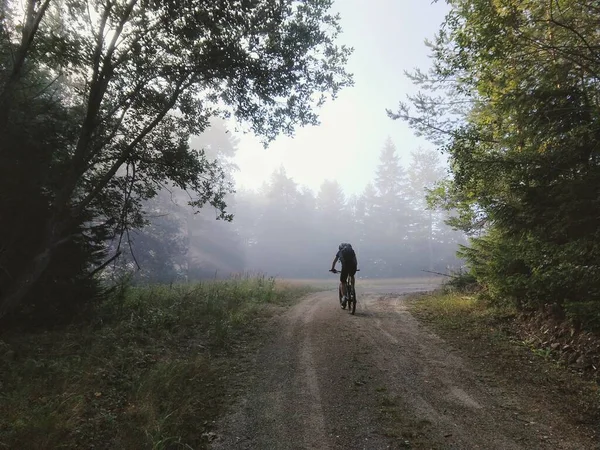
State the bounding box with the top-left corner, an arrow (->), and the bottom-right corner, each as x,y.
339,244 -> 356,264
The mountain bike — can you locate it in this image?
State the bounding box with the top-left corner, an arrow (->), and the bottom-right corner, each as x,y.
329,269 -> 359,315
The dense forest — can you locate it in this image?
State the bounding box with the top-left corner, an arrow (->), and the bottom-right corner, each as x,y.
392,0 -> 600,327
111,128 -> 465,282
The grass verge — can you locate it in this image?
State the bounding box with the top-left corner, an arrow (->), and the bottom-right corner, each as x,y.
408,290 -> 600,430
0,276 -> 314,450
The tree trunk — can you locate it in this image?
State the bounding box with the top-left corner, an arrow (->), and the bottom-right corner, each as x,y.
0,0 -> 51,131
0,247 -> 53,319
0,218 -> 66,320
428,210 -> 433,271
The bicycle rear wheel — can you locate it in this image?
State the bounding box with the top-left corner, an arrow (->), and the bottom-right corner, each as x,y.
349,285 -> 356,314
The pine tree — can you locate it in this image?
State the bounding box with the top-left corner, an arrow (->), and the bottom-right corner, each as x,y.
316,180 -> 346,217
373,137 -> 410,239
369,138 -> 413,275
407,148 -> 446,270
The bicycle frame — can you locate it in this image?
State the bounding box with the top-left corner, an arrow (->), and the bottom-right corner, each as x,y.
340,274 -> 355,298
330,268 -> 359,314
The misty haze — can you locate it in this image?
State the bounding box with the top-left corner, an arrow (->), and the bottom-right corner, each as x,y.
2,0 -> 599,449
110,128 -> 466,283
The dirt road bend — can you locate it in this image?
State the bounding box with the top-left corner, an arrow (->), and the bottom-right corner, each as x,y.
211,286 -> 599,450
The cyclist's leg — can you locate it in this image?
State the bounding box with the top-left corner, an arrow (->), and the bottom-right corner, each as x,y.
349,266 -> 357,298
340,281 -> 347,298
340,265 -> 349,298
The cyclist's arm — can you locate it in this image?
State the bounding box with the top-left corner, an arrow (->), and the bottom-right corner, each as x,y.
330,255 -> 339,271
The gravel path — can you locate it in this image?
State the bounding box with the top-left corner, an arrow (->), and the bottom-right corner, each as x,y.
211,286 -> 599,449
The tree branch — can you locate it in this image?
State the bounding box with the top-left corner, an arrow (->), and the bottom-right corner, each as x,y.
74,78 -> 189,216
85,79 -> 147,166
549,1 -> 598,62
57,0 -> 139,208
91,0 -> 112,85
88,250 -> 122,278
102,0 -> 138,70
0,0 -> 51,128
421,269 -> 457,278
387,109 -> 500,145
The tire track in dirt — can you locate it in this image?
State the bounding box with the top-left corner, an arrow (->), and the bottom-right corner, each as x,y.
298,296 -> 328,448
359,293 -> 598,449
359,294 -> 520,449
211,293 -> 332,449
211,287 -> 599,450
211,291 -> 392,449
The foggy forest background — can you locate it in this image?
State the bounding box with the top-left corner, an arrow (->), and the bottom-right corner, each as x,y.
113,118 -> 466,283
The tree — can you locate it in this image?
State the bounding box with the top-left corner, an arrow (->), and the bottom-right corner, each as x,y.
370,138 -> 412,276
108,188 -> 189,283
350,183 -> 378,273
182,118 -> 246,279
374,138 -> 410,234
316,180 -> 346,217
406,148 -> 447,270
0,0 -> 353,318
0,58 -> 111,323
390,0 -> 600,314
248,167 -> 317,277
314,179 -> 349,269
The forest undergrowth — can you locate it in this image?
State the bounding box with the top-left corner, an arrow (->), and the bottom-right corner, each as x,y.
409,280 -> 600,423
411,277 -> 600,380
0,276 -> 313,450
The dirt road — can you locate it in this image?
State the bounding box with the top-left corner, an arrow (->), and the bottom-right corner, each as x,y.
211,286 -> 599,449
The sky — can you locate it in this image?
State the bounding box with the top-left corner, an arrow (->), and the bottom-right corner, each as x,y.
232,0 -> 451,197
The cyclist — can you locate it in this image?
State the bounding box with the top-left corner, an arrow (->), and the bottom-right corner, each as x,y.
330,243 -> 358,307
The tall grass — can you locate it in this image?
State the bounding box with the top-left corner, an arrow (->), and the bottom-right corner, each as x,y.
410,291 -> 516,339
100,274 -> 297,347
0,276 -> 312,450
